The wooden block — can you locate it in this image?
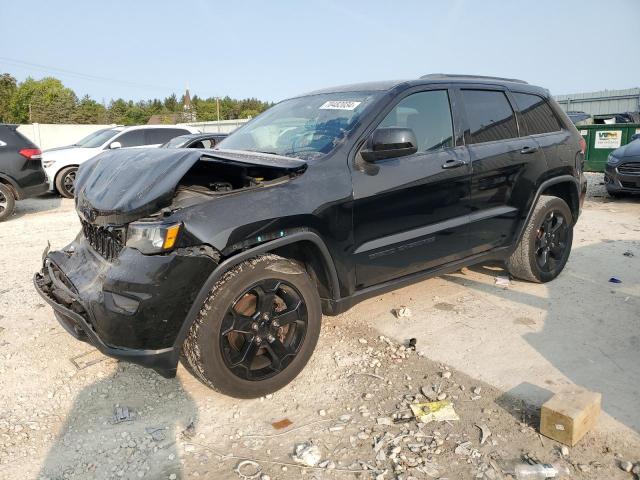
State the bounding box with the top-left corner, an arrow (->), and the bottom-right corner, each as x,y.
540,388 -> 601,446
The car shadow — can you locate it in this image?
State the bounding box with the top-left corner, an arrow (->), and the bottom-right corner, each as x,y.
10,193 -> 64,220
442,240 -> 640,433
38,362 -> 198,479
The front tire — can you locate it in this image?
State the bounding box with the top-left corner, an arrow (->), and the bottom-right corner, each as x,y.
506,195 -> 573,283
55,166 -> 78,198
0,184 -> 16,221
182,254 -> 322,398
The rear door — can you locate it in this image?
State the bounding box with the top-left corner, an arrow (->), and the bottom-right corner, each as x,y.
456,87 -> 546,253
351,87 -> 472,288
511,91 -> 574,176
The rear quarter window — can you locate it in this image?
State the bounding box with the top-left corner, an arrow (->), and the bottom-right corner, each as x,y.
461,90 -> 518,144
512,92 -> 563,135
146,128 -> 191,145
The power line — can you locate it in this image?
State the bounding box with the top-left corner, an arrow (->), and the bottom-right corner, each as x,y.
0,56 -> 177,92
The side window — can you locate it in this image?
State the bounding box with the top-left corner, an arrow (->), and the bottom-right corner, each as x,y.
379,90 -> 454,153
512,92 -> 562,135
115,130 -> 145,147
461,90 -> 518,144
146,128 -> 190,145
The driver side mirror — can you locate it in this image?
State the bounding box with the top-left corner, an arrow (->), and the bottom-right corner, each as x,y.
631,133 -> 640,142
109,141 -> 122,150
361,127 -> 418,162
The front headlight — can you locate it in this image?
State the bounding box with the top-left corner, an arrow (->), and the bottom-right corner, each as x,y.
607,154 -> 621,165
126,222 -> 181,254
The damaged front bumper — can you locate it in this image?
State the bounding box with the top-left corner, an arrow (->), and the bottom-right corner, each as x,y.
34,236 -> 217,378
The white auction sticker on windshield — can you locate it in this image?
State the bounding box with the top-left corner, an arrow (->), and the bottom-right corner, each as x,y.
319,100 -> 361,110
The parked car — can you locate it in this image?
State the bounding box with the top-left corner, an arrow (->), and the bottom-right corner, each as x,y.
42,125 -> 200,198
605,133 -> 640,197
35,74 -> 587,398
0,124 -> 48,221
161,132 -> 228,149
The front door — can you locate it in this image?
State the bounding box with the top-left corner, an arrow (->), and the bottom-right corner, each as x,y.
351,89 -> 472,289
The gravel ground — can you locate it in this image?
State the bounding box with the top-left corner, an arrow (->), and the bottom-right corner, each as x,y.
0,180 -> 638,479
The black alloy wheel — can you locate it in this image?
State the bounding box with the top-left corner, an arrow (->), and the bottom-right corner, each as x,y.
220,279 -> 308,381
534,210 -> 570,273
181,254 -> 322,398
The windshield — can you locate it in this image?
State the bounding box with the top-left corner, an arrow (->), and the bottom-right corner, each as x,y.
162,135 -> 190,148
74,128 -> 120,148
217,92 -> 380,159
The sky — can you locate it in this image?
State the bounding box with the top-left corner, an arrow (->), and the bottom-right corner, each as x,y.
2,0 -> 639,103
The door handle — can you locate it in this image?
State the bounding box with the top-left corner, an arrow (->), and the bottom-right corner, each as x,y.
441,159 -> 465,169
520,145 -> 539,154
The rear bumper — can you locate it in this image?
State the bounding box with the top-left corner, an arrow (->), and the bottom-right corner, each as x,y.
16,181 -> 49,200
34,237 -> 217,377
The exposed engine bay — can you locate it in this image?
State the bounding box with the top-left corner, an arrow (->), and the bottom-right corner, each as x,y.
73,148 -> 307,226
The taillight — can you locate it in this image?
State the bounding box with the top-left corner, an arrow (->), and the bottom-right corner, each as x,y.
19,148 -> 42,160
578,137 -> 586,155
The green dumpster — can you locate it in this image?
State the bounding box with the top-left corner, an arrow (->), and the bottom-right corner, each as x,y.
577,123 -> 640,172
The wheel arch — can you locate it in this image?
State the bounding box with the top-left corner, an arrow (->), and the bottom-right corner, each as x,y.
514,175 -> 580,248
0,174 -> 19,199
172,231 -> 341,353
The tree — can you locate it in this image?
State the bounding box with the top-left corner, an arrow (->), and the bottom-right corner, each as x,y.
10,77 -> 77,123
0,73 -> 17,122
73,95 -> 107,124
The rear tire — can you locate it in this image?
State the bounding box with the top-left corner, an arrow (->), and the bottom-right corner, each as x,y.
181,254 -> 322,398
55,166 -> 78,198
506,195 -> 573,283
0,183 -> 16,221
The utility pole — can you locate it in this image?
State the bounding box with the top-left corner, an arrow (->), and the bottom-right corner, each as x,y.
216,97 -> 221,132
28,103 -> 32,123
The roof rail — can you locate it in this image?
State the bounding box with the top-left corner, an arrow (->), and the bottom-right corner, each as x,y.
420,73 -> 528,84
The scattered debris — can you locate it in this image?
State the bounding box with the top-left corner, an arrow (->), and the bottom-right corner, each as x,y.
112,406 -> 135,424
410,401 -> 460,424
291,442 -> 321,467
408,337 -> 417,350
454,441 -> 479,458
608,276 -> 622,284
182,419 -> 196,439
271,418 -> 292,430
70,349 -> 109,370
560,445 -> 569,457
145,426 -> 166,442
514,463 -> 566,479
441,371 -> 452,379
494,276 -> 511,288
476,424 -> 492,445
394,306 -> 412,318
619,460 -> 633,472
235,460 -> 262,480
622,250 -> 634,257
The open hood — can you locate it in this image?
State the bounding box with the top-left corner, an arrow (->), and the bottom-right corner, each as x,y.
74,148 -> 306,226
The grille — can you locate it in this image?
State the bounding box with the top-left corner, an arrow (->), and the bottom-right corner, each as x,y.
81,220 -> 124,261
618,162 -> 640,175
621,181 -> 640,189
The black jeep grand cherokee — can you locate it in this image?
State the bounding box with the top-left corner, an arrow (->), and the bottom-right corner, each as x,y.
35,74 -> 586,398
